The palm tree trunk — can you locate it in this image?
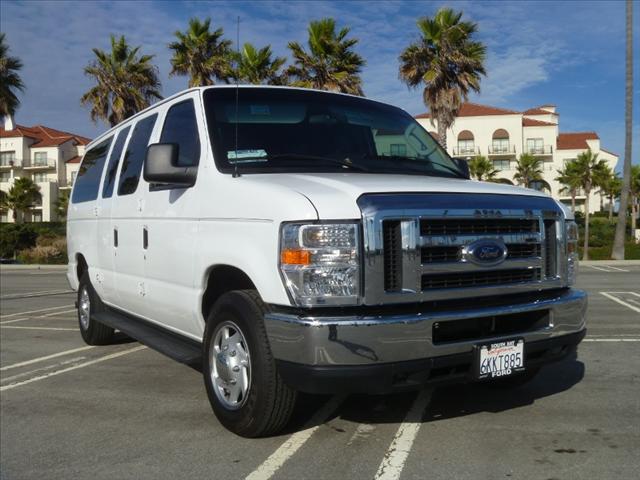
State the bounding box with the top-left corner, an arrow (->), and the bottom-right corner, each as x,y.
600,193 -> 604,212
583,192 -> 590,260
437,117 -> 447,151
571,192 -> 576,214
613,0 -> 633,259
608,194 -> 614,221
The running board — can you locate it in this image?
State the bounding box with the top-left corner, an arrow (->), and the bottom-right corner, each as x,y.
93,308 -> 202,366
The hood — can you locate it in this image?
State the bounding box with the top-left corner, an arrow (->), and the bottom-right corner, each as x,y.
241,173 -> 552,219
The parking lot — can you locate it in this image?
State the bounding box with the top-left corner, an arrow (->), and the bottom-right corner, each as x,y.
1,265 -> 639,480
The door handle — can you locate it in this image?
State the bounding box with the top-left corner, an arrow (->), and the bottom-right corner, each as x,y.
143,227 -> 148,250
113,229 -> 118,247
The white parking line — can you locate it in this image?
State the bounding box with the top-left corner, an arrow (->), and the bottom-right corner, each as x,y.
374,388 -> 433,480
602,265 -> 629,272
604,292 -> 640,297
245,394 -> 346,480
1,326 -> 77,331
1,357 -> 89,383
587,265 -> 615,272
0,308 -> 77,325
0,346 -> 95,372
600,292 -> 640,313
584,338 -> 640,342
0,304 -> 74,319
0,345 -> 146,392
0,289 -> 72,300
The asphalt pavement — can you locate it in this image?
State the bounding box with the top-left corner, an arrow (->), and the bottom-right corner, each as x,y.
1,264 -> 639,480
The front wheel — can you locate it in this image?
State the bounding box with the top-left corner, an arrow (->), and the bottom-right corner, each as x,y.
77,272 -> 114,345
203,290 -> 297,437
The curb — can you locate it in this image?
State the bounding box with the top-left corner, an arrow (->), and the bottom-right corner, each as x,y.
0,264 -> 67,270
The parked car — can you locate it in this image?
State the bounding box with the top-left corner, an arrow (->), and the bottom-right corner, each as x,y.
67,86 -> 587,437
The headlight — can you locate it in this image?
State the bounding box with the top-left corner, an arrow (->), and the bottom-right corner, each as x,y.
566,220 -> 579,285
279,223 -> 360,306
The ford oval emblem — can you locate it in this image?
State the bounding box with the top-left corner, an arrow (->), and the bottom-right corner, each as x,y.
463,239 -> 508,266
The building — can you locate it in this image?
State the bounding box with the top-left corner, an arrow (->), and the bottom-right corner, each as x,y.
0,116 -> 90,222
415,103 -> 619,214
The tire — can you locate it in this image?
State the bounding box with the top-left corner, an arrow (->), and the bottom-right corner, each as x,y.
77,272 -> 115,345
203,290 -> 297,438
483,366 -> 541,389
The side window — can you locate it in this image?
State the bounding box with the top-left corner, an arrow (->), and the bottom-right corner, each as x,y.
71,137 -> 112,203
160,100 -> 201,166
118,114 -> 157,196
102,126 -> 130,198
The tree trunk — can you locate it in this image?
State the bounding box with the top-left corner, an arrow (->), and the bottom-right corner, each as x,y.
437,117 -> 447,151
583,191 -> 590,261
600,193 -> 604,212
613,0 -> 633,259
571,192 -> 576,214
609,194 -> 614,221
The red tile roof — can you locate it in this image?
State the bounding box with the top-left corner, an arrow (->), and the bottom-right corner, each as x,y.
66,156 -> 82,164
523,107 -> 557,115
415,102 -> 519,119
0,124 -> 91,147
557,132 -> 599,150
522,118 -> 556,127
600,147 -> 619,157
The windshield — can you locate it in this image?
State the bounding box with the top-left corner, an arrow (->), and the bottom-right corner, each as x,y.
203,87 -> 465,178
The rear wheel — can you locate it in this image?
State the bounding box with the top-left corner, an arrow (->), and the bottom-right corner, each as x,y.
203,290 -> 297,437
77,272 -> 115,345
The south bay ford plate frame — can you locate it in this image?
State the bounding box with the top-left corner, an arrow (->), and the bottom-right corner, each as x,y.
476,339 -> 525,380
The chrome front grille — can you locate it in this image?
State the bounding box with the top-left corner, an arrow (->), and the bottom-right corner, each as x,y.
359,193 -> 567,305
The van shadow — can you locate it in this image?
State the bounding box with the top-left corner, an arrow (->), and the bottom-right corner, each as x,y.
285,356 -> 585,434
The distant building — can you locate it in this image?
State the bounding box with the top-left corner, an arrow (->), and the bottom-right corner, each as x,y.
415,103 -> 619,214
0,116 -> 90,222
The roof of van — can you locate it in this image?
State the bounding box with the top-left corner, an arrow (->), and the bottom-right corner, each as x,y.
85,85 -> 398,150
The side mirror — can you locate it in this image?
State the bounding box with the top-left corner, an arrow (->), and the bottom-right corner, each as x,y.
144,143 -> 197,187
454,158 -> 471,179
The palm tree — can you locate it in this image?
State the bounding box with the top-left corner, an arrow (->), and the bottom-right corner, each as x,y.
399,8 -> 486,149
556,160 -> 583,214
169,17 -> 233,87
0,33 -> 25,119
0,177 -> 41,223
596,168 -> 622,220
81,35 -> 162,127
573,149 -> 609,260
514,153 -> 543,187
613,0 -> 633,259
630,164 -> 640,233
55,189 -> 70,220
234,43 -> 287,85
468,155 -> 498,181
287,18 -> 365,95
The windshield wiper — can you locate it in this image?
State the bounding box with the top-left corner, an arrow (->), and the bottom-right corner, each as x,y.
265,153 -> 371,172
361,154 -> 465,178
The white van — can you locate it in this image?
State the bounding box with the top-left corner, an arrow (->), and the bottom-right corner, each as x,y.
67,86 -> 587,437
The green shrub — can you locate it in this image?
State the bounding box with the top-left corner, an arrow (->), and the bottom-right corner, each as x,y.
0,224 -> 38,258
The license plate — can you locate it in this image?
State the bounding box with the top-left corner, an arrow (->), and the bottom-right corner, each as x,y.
476,338 -> 525,380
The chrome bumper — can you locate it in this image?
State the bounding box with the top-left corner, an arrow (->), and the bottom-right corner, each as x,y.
264,289 -> 587,366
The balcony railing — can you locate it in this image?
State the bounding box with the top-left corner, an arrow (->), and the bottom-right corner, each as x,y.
452,146 -> 480,157
488,145 -> 516,155
23,158 -> 56,168
0,159 -> 19,168
526,145 -> 553,155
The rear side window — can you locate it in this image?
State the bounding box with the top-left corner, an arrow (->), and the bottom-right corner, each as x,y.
71,137 -> 112,203
118,114 -> 157,196
160,100 -> 201,166
102,126 -> 130,198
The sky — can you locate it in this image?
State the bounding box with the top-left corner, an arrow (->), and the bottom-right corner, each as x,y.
1,0 -> 638,166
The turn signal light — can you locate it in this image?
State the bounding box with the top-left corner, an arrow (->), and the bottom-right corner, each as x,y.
281,249 -> 311,265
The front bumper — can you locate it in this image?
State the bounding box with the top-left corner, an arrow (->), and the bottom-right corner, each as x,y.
264,288 -> 587,393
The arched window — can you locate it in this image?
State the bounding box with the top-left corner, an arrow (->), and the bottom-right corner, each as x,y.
456,130 -> 475,156
491,129 -> 510,154
529,180 -> 551,192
